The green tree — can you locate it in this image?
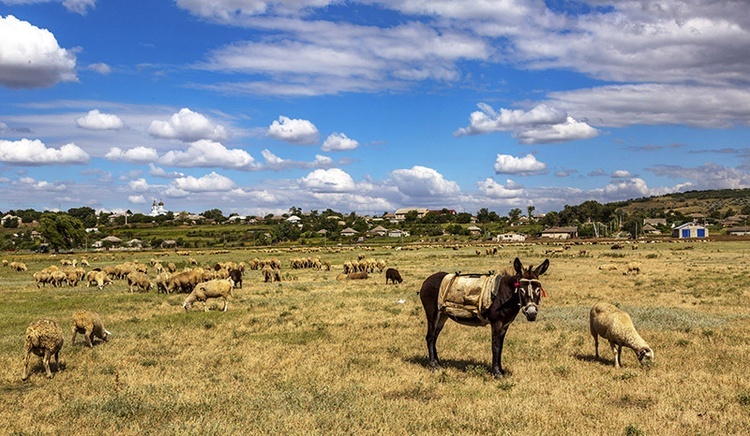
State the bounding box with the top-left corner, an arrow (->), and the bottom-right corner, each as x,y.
527,205 -> 536,221
508,208 -> 522,224
67,206 -> 98,228
202,208 -> 226,222
455,212 -> 472,224
38,212 -> 86,250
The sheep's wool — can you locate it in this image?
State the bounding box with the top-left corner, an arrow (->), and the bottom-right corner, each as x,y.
438,273 -> 500,324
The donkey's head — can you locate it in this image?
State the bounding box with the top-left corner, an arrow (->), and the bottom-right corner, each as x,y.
513,258 -> 550,321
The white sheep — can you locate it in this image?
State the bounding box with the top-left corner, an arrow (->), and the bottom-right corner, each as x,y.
183,278 -> 234,312
71,310 -> 110,348
590,302 -> 654,368
22,318 -> 64,381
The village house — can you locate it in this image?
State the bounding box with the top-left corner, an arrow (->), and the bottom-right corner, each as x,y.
495,232 -> 526,242
340,227 -> 358,237
672,222 -> 708,239
540,226 -> 578,239
394,208 -> 429,221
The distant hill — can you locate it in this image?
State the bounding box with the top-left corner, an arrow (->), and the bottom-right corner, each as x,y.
614,188 -> 750,217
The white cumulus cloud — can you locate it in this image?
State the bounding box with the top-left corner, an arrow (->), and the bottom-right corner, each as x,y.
128,178 -> 150,192
389,165 -> 460,197
455,103 -> 599,144
148,108 -> 228,142
322,132 -> 359,151
478,178 -> 525,199
299,168 -> 356,193
0,15 -> 77,89
128,195 -> 147,204
0,139 -> 89,165
173,171 -> 235,192
513,116 -> 600,145
494,154 -> 547,175
267,116 -> 319,145
159,140 -> 258,170
76,109 -> 124,130
105,146 -> 159,163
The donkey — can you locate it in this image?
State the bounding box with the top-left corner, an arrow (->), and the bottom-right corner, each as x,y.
419,257 -> 549,377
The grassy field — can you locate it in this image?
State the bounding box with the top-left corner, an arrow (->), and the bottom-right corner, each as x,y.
1,240 -> 749,435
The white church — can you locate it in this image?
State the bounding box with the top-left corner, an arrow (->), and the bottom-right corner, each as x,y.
149,199 -> 168,216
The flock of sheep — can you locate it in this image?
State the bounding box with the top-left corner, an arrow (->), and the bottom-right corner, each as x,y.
11,251 -> 653,381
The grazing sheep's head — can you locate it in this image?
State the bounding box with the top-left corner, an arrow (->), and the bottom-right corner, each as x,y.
638,347 -> 654,366
103,330 -> 111,341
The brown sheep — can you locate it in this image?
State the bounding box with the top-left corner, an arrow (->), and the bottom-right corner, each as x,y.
22,318 -> 64,381
127,271 -> 153,292
385,268 -> 403,284
71,310 -> 110,348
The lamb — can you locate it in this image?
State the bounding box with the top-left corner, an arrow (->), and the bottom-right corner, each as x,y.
183,278 -> 234,312
385,268 -> 403,284
22,318 -> 64,381
589,302 -> 654,368
71,310 -> 110,348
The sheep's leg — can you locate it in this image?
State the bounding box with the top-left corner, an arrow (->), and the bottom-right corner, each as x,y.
22,350 -> 31,381
54,351 -> 61,372
87,330 -> 94,348
222,297 -> 228,312
43,350 -> 53,378
593,333 -> 599,359
610,342 -> 621,368
71,328 -> 78,346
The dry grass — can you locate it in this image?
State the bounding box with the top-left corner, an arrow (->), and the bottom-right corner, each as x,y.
1,241 -> 749,435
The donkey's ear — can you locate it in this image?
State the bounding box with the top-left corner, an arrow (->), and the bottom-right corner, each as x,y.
534,259 -> 550,276
513,258 -> 523,275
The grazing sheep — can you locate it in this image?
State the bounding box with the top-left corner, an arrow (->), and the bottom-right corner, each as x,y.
127,271 -> 153,292
228,268 -> 242,288
261,265 -> 281,283
87,270 -> 112,290
166,270 -> 202,293
625,262 -> 642,275
590,302 -> 654,368
71,310 -> 110,348
385,268 -> 403,284
346,271 -> 368,280
33,271 -> 52,288
10,261 -> 27,272
155,272 -> 172,293
183,278 -> 234,312
22,318 -> 64,381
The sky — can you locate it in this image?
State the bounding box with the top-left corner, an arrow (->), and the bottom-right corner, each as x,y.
1,0 -> 749,218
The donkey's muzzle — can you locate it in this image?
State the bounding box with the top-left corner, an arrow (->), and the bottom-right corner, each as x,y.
522,304 -> 538,321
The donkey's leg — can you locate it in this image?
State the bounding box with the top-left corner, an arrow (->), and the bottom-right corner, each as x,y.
491,323 -> 510,377
427,313 -> 449,368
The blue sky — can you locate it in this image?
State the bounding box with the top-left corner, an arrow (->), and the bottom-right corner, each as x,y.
1,0 -> 749,218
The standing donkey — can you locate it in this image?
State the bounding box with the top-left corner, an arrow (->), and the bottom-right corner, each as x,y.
419,257 -> 549,377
